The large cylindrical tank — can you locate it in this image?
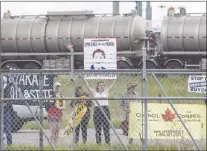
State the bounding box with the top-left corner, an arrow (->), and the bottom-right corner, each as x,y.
160,14 -> 206,52
1,11 -> 146,60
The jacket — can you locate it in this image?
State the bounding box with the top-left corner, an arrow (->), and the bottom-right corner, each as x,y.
71,92 -> 92,117
45,91 -> 64,119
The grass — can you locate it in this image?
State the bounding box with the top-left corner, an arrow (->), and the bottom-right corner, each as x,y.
2,144 -> 181,151
4,143 -> 207,150
23,74 -> 206,130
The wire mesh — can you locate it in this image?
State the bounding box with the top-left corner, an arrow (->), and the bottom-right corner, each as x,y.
0,71 -> 206,150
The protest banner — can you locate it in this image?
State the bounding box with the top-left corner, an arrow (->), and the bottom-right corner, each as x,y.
83,38 -> 117,79
3,74 -> 55,105
188,75 -> 206,94
61,96 -> 88,137
128,102 -> 206,140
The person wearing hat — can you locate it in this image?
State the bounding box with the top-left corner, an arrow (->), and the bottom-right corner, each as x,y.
70,85 -> 92,144
46,82 -> 66,146
120,82 -> 140,144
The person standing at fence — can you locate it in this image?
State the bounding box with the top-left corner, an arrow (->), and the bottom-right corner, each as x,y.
2,75 -> 13,146
120,82 -> 140,144
70,85 -> 92,144
46,82 -> 66,146
85,80 -> 116,144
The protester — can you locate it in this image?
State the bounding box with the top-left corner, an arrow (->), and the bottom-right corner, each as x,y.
3,75 -> 13,146
2,66 -> 17,146
70,85 -> 92,144
85,80 -> 116,144
46,82 -> 66,146
120,82 -> 140,144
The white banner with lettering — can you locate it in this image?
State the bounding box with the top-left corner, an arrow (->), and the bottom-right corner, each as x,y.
188,75 -> 206,94
83,38 -> 117,79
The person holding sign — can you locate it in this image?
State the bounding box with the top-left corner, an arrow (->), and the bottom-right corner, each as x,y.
70,85 -> 92,144
120,82 -> 140,144
85,80 -> 116,144
46,82 -> 66,146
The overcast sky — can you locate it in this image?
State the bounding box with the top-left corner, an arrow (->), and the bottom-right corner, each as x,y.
1,2 -> 206,28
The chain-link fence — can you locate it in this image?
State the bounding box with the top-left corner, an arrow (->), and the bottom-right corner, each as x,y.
0,70 -> 206,151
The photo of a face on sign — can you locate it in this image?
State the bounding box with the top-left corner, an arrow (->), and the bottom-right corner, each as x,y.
90,49 -> 106,70
93,49 -> 105,60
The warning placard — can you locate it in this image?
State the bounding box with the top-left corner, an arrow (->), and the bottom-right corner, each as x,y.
188,75 -> 206,94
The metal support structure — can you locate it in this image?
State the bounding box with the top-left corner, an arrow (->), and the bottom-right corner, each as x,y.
0,51 -> 144,56
151,73 -> 201,151
113,2 -> 119,15
68,45 -> 76,150
160,51 -> 206,56
1,97 -> 206,101
146,2 -> 152,20
136,1 -> 142,16
80,74 -> 127,150
1,69 -> 206,74
39,74 -> 44,151
8,74 -> 56,151
0,75 -> 4,151
143,40 -> 148,150
0,3 -> 4,148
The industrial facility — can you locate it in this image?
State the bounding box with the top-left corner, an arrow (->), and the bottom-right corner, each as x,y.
1,2 -> 206,70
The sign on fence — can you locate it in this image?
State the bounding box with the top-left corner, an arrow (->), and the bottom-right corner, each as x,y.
129,102 -> 206,140
188,75 -> 206,94
83,38 -> 117,79
3,74 -> 55,105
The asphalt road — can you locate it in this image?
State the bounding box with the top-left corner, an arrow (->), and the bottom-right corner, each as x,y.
2,129 -> 206,150
4,129 -> 137,147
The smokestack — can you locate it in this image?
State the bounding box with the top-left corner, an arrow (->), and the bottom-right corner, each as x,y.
113,2 -> 119,15
146,1 -> 152,20
136,1 -> 142,16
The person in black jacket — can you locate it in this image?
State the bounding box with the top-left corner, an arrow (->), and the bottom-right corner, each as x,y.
70,85 -> 92,144
3,75 -> 13,145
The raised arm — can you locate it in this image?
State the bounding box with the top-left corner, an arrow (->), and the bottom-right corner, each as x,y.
105,79 -> 116,92
56,95 -> 66,110
83,79 -> 96,95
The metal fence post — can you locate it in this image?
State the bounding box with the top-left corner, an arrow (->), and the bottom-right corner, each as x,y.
39,74 -> 44,151
68,44 -> 76,150
142,38 -> 148,150
0,18 -> 4,150
0,74 -> 4,151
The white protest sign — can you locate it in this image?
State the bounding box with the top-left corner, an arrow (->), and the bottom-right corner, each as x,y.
188,75 -> 207,94
83,38 -> 117,79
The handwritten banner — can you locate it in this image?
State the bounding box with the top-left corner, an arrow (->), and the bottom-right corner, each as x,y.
83,38 -> 117,79
3,74 -> 55,105
188,75 -> 206,94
